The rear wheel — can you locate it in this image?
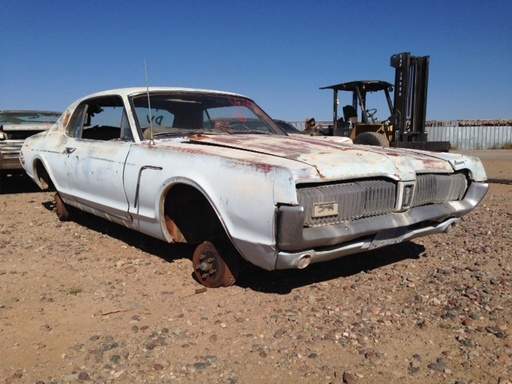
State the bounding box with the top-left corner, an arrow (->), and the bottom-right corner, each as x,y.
353,132 -> 389,147
192,241 -> 239,288
54,193 -> 70,221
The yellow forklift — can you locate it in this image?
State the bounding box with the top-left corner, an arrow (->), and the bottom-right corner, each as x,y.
321,52 -> 450,151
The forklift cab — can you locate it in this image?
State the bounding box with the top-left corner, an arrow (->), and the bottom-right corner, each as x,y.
320,80 -> 395,144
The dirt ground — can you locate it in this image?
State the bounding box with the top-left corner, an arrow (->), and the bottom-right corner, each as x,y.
0,150 -> 511,384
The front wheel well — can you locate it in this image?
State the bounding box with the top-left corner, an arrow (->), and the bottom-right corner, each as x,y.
163,184 -> 226,244
34,160 -> 55,191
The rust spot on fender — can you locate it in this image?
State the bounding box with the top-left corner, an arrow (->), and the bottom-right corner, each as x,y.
255,163 -> 273,174
189,134 -> 207,140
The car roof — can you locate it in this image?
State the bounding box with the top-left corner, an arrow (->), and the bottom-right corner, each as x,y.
80,87 -> 246,100
320,80 -> 393,92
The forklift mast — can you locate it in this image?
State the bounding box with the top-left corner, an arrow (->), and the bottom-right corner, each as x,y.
390,52 -> 430,141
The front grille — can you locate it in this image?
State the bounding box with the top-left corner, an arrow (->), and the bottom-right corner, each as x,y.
412,173 -> 467,207
297,173 -> 468,228
0,141 -> 23,155
297,180 -> 396,227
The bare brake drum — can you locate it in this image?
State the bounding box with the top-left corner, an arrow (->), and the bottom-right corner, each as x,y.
192,241 -> 238,288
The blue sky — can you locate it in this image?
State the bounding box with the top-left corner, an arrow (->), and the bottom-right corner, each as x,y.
1,0 -> 511,122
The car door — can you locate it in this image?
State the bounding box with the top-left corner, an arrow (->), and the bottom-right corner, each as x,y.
63,97 -> 133,221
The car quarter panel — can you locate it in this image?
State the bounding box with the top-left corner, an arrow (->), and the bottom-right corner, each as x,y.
20,130 -> 74,194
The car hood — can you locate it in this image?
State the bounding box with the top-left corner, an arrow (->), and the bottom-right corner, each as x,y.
177,134 -> 486,182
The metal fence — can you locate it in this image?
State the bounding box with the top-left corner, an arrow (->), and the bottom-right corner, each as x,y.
289,122 -> 512,150
426,125 -> 512,150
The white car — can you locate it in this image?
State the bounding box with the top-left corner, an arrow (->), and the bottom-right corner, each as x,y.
20,88 -> 488,287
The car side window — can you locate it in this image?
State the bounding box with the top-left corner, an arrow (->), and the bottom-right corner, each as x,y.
64,96 -> 131,141
66,105 -> 88,138
82,104 -> 124,141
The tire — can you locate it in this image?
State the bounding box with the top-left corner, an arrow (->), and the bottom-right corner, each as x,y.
353,132 -> 389,147
192,241 -> 239,288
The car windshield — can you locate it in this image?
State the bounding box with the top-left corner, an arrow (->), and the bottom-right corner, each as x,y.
132,92 -> 281,138
0,111 -> 60,125
275,120 -> 302,134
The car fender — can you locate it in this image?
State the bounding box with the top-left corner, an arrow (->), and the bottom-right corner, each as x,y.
124,152 -> 288,270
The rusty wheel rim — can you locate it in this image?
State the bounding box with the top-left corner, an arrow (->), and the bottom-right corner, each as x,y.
192,241 -> 236,288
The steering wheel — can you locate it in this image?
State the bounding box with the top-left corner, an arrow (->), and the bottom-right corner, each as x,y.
366,108 -> 378,123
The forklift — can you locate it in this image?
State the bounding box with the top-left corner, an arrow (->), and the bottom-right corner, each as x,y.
320,52 -> 451,151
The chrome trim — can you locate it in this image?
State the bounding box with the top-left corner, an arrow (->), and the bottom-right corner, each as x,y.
277,182 -> 488,254
276,217 -> 460,269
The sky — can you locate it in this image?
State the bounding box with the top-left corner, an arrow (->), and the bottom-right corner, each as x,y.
1,0 -> 511,122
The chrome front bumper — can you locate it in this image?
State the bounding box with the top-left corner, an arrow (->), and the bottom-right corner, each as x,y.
275,182 -> 488,269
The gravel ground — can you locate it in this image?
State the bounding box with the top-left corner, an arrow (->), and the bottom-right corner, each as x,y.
0,150 -> 511,384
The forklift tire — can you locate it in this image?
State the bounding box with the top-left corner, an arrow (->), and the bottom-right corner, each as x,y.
353,132 -> 389,147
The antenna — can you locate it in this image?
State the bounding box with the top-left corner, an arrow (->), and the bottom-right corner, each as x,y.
144,59 -> 154,144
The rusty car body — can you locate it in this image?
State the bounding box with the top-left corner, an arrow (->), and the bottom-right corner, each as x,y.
20,88 -> 488,287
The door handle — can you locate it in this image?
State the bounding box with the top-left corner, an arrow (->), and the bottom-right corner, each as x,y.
64,147 -> 76,154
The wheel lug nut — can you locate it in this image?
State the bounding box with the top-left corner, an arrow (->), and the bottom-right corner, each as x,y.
197,262 -> 209,272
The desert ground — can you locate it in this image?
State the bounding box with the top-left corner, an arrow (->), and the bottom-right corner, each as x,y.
1,150 -> 511,384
